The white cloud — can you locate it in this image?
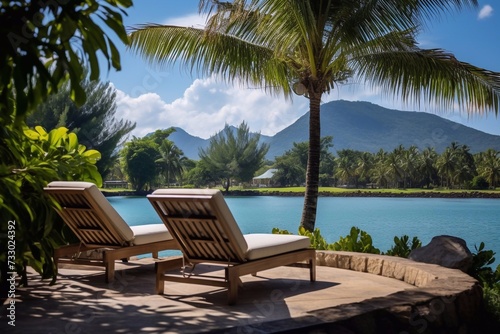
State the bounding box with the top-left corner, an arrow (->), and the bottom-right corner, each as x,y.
114,76 -> 309,139
478,5 -> 494,20
162,13 -> 207,28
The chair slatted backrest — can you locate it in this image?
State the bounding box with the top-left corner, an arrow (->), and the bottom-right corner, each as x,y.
45,182 -> 134,248
148,191 -> 247,264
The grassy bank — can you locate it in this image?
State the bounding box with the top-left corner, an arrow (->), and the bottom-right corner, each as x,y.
99,186 -> 500,198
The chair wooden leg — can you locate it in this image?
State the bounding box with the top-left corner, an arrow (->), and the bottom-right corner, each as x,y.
155,257 -> 184,295
155,261 -> 165,294
309,256 -> 316,282
152,251 -> 159,258
226,267 -> 239,305
103,252 -> 115,283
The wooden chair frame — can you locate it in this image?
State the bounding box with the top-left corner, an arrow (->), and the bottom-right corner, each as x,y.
45,184 -> 178,283
148,191 -> 316,305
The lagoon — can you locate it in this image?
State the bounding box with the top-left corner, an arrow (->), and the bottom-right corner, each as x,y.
108,196 -> 500,267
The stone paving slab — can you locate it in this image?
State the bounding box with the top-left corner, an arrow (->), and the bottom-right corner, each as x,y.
2,257 -> 416,334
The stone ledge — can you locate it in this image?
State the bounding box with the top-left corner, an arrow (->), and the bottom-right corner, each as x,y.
299,251 -> 483,333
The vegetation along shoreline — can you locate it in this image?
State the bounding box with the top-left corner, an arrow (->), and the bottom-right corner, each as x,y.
101,189 -> 500,199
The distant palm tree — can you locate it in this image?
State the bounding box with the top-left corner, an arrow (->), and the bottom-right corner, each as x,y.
476,149 -> 500,188
129,0 -> 500,231
156,141 -> 186,187
420,147 -> 438,188
436,148 -> 457,188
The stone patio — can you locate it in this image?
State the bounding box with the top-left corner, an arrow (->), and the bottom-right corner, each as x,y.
1,251 -> 484,333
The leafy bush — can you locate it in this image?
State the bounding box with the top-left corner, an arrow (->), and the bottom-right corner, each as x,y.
468,243 -> 500,322
273,226 -> 380,253
385,235 -> 422,258
471,175 -> 490,190
330,226 -> 381,254
272,227 -> 330,250
1,125 -> 101,287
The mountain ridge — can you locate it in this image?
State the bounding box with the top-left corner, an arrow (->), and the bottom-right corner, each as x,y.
168,100 -> 500,160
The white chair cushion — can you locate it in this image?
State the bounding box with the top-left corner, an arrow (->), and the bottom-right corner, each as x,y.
130,224 -> 173,245
243,234 -> 310,260
47,181 -> 134,242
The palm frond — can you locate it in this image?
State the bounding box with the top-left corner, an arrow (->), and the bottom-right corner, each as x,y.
353,47 -> 500,113
128,24 -> 292,97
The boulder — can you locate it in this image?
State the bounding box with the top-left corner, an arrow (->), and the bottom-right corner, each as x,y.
409,235 -> 473,272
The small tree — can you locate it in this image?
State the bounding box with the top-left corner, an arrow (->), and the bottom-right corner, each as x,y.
199,122 -> 269,191
122,137 -> 159,191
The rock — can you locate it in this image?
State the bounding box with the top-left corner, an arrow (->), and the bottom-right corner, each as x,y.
409,235 -> 473,272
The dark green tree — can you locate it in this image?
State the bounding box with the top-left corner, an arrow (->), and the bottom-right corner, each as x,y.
476,149 -> 500,188
121,137 -> 160,191
199,122 -> 269,191
274,137 -> 335,187
156,141 -> 187,187
27,79 -> 136,178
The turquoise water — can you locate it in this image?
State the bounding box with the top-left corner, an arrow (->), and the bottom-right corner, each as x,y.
108,196 -> 500,267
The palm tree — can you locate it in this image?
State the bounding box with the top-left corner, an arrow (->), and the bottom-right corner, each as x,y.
436,148 -> 458,188
420,147 -> 438,188
129,0 -> 500,232
476,149 -> 500,188
156,141 -> 186,187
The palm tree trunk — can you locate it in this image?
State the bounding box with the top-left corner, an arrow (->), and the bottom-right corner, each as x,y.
300,95 -> 321,232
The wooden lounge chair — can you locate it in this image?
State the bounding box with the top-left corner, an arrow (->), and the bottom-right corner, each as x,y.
44,181 -> 178,282
147,189 -> 316,305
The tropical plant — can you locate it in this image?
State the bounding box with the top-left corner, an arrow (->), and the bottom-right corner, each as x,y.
199,122 -> 269,191
0,126 -> 102,287
129,0 -> 500,232
330,226 -> 381,254
121,137 -> 160,191
27,78 -> 136,178
272,227 -> 330,250
0,0 -> 132,123
0,0 -> 131,295
385,235 -> 422,258
476,149 -> 500,188
156,141 -> 187,187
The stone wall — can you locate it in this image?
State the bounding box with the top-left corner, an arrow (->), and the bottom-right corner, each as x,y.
286,251 -> 484,333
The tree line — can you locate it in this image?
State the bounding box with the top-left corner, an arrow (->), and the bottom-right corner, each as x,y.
110,121 -> 500,191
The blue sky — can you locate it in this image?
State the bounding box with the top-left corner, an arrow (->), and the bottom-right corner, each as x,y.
102,1 -> 500,140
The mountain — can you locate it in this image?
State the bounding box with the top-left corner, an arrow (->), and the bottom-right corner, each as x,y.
169,100 -> 500,160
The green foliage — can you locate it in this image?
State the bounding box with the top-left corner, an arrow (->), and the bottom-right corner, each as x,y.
273,226 -> 380,253
199,122 -> 269,191
483,285 -> 500,322
0,0 -> 131,296
121,137 -> 160,191
385,235 -> 422,258
0,0 -> 132,122
469,242 -> 500,287
468,243 -> 500,322
1,125 -> 102,286
331,227 -> 381,254
298,227 -> 330,250
272,227 -> 330,250
27,78 -> 136,178
471,175 -> 490,190
156,140 -> 187,186
273,137 -> 334,187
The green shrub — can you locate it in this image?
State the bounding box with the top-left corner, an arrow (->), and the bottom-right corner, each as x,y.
468,243 -> 500,322
1,125 -> 102,286
331,226 -> 381,254
471,176 -> 490,190
385,235 -> 422,258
